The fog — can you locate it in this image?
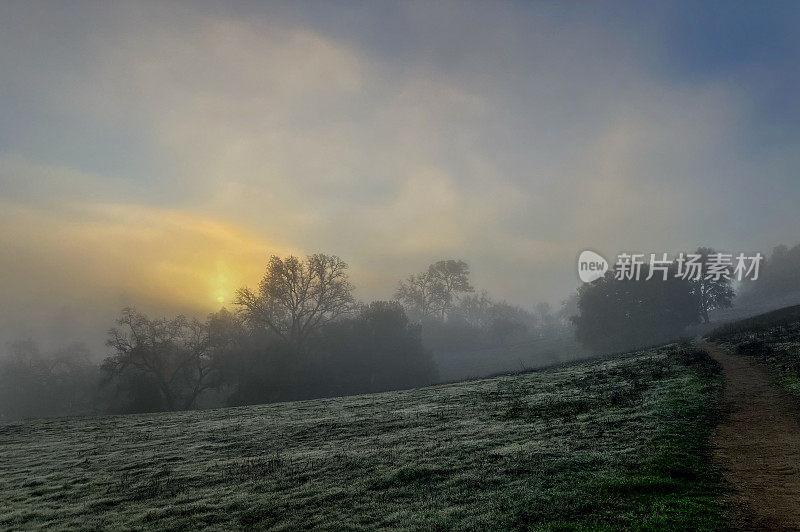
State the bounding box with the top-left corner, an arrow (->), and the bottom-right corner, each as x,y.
3,2 -> 800,352
3,243 -> 800,421
2,1 -> 800,420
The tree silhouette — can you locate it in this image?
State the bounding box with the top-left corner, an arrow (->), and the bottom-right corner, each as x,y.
103,308 -> 221,411
427,260 -> 474,319
573,268 -> 699,352
235,254 -> 355,352
395,272 -> 439,320
320,301 -> 438,392
396,259 -> 474,320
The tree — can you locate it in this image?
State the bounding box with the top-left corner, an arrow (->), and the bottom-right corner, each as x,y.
535,302 -> 552,318
395,272 -> 439,320
556,294 -> 579,333
692,247 -> 735,323
103,308 -> 221,411
235,254 -> 355,352
396,259 -> 474,321
320,301 -> 437,393
204,307 -> 246,386
454,290 -> 494,327
427,260 -> 474,318
487,302 -> 534,345
0,340 -> 98,421
534,302 -> 558,336
572,268 -> 699,352
737,242 -> 800,306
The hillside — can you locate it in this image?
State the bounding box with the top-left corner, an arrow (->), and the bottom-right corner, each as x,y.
710,304 -> 800,401
0,343 -> 726,530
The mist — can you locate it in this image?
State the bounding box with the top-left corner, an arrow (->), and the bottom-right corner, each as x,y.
5,2 -> 800,529
3,1 -> 800,357
4,241 -> 800,422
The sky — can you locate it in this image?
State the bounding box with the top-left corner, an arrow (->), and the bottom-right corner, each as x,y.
1,1 -> 800,353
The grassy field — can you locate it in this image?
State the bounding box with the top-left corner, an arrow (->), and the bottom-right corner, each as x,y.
1,344 -> 727,530
710,304 -> 800,399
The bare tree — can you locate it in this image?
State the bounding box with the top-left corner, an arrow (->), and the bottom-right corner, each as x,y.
396,259 -> 474,321
235,254 -> 355,352
395,272 -> 439,320
454,290 -> 494,327
104,308 -> 220,411
427,260 -> 474,319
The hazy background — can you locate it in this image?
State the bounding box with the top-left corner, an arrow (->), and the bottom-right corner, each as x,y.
2,0 -> 800,354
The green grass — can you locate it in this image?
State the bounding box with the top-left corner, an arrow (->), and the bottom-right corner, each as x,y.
0,344 -> 727,530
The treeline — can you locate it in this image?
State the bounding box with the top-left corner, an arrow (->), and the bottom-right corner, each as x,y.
737,242 -> 800,306
572,247 -> 735,352
1,254 -> 565,421
0,341 -> 99,421
394,260 -> 571,354
571,243 -> 800,353
6,242 -> 792,421
101,300 -> 437,413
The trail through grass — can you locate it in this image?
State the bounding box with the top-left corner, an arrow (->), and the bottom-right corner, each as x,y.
710,304 -> 800,401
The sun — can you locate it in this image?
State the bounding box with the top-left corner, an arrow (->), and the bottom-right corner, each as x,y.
213,261 -> 231,306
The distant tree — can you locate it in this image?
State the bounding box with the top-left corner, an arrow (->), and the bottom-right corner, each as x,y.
535,301 -> 552,318
103,308 -> 222,411
534,302 -> 559,336
48,343 -> 98,413
320,301 -> 437,392
396,259 -> 474,321
427,260 -> 474,319
573,268 -> 699,352
0,340 -> 98,421
395,272 -> 439,320
204,307 -> 246,386
487,302 -> 533,345
454,290 -> 494,327
0,342 -> 47,420
102,370 -> 165,414
692,247 -> 735,323
221,333 -> 302,407
773,244 -> 790,260
235,254 -> 355,352
207,307 -> 245,354
556,294 -> 579,332
738,242 -> 800,306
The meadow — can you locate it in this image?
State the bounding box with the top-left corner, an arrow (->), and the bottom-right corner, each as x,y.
1,343 -> 727,530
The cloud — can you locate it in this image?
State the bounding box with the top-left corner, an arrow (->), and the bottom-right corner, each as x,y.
0,157 -> 289,352
2,0 -> 800,351
65,10 -> 504,290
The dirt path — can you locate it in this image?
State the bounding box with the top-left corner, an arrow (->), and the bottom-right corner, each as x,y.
700,342 -> 800,530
